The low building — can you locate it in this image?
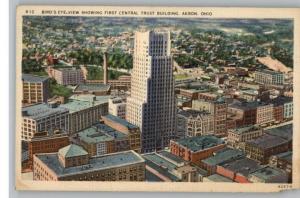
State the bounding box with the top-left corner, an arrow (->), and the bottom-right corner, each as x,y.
170,135 -> 225,166
227,125 -> 263,150
61,94 -> 109,134
248,166 -> 289,183
27,130 -> 70,170
22,74 -> 50,104
73,83 -> 111,96
177,109 -> 214,138
216,157 -> 262,183
50,67 -> 85,85
256,103 -> 274,125
179,89 -> 200,100
200,148 -> 244,175
73,125 -> 116,157
21,103 -> 69,141
101,114 -> 141,153
227,100 -> 258,127
254,69 -> 284,85
143,151 -> 200,182
192,98 -> 227,137
33,145 -> 145,181
108,97 -> 126,119
265,124 -> 293,150
245,134 -> 289,164
269,151 -> 292,182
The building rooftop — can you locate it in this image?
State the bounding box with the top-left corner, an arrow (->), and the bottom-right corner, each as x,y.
249,166 -> 287,181
256,69 -> 283,75
61,95 -> 109,113
74,83 -> 111,92
77,126 -> 115,144
205,174 -> 233,182
220,157 -> 262,177
173,135 -> 224,152
202,148 -> 244,166
22,74 -> 49,83
229,125 -> 261,135
265,124 -> 293,141
35,150 -> 144,177
22,103 -> 69,120
58,144 -> 88,158
158,150 -> 186,164
228,100 -> 265,110
31,129 -> 69,142
274,151 -> 292,164
177,109 -> 211,119
269,96 -> 293,106
102,114 -> 138,130
246,134 -> 287,149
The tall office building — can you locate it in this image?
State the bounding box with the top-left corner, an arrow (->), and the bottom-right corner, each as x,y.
126,30 -> 177,153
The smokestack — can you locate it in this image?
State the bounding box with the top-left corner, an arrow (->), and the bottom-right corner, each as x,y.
103,51 -> 108,85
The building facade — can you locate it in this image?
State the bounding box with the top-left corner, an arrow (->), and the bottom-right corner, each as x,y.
126,30 -> 177,153
177,109 -> 214,138
256,103 -> 274,125
254,69 -> 284,85
227,126 -> 263,150
61,95 -> 108,134
101,114 -> 141,153
22,74 -> 50,104
21,103 -> 69,141
108,97 -> 126,119
192,99 -> 227,137
51,67 -> 85,85
33,146 -> 145,181
170,136 -> 225,166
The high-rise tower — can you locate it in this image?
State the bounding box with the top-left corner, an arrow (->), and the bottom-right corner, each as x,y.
126,30 -> 177,153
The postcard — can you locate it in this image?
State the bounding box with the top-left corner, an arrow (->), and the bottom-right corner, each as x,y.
15,6 -> 300,192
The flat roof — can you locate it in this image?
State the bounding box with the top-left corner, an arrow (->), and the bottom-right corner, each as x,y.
173,135 -> 224,152
61,95 -> 109,113
177,109 -> 211,118
77,126 -> 115,144
202,148 -> 244,166
35,150 -> 144,177
102,114 -> 138,130
75,83 -> 111,92
158,150 -> 186,164
219,157 -> 262,177
22,103 -> 69,120
256,69 -> 283,75
246,134 -> 287,149
265,124 -> 293,141
249,166 -> 286,181
22,74 -> 49,83
274,151 -> 292,164
229,125 -> 261,135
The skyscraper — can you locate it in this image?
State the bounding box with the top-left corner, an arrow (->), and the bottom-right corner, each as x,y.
126,30 -> 177,153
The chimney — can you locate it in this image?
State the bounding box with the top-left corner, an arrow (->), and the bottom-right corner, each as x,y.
103,51 -> 108,85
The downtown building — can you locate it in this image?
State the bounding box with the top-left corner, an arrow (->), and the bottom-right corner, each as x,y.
126,30 -> 177,153
22,74 -> 50,104
254,69 -> 284,85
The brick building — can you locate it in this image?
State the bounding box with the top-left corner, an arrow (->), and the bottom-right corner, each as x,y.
177,109 -> 214,138
216,157 -> 262,183
245,134 -> 289,164
26,130 -> 70,170
227,125 -> 263,150
33,145 -> 145,181
101,114 -> 141,153
269,151 -> 292,182
192,98 -> 227,137
248,166 -> 288,183
256,103 -> 274,125
49,67 -> 85,85
170,135 -> 225,166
